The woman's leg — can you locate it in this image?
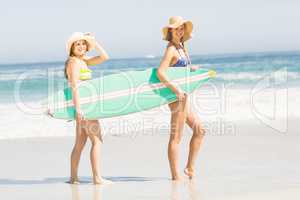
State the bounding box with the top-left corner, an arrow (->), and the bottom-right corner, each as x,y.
70,120 -> 88,183
85,120 -> 108,184
168,97 -> 188,180
184,104 -> 205,179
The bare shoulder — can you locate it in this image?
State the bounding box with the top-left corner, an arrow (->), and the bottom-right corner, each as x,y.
166,43 -> 176,51
165,43 -> 176,56
159,43 -> 176,69
66,57 -> 80,72
66,57 -> 78,66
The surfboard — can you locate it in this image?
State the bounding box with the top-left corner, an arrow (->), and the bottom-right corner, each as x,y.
48,67 -> 216,120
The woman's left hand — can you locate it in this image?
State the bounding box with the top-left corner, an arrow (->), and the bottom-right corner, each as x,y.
84,32 -> 94,37
84,32 -> 96,41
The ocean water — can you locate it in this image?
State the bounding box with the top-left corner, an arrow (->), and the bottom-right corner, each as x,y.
0,51 -> 299,139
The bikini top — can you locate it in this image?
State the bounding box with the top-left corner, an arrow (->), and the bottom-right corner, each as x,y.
172,46 -> 191,67
66,67 -> 91,88
79,67 -> 92,80
65,57 -> 92,81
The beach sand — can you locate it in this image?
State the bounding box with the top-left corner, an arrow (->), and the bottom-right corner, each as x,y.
0,118 -> 300,199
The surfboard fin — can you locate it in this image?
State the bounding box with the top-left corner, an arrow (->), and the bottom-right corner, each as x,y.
208,70 -> 217,78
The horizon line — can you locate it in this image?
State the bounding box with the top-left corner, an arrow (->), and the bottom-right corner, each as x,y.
1,49 -> 300,66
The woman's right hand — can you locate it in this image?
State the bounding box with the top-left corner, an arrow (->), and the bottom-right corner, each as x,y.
76,111 -> 84,122
175,88 -> 186,101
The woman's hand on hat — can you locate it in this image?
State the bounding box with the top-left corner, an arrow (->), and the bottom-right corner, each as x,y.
84,32 -> 93,36
84,32 -> 96,40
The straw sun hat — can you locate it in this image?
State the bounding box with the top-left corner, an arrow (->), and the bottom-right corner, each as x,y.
162,16 -> 193,42
66,32 -> 96,55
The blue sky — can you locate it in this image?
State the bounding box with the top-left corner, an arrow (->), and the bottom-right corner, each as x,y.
1,0 -> 300,63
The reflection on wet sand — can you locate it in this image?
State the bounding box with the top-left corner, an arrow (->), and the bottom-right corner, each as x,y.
69,178 -> 202,200
70,184 -> 103,200
171,179 -> 202,200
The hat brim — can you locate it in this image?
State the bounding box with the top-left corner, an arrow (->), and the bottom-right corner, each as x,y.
162,20 -> 193,42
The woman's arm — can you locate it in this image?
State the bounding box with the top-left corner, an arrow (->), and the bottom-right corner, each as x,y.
157,46 -> 185,100
67,59 -> 83,120
85,41 -> 109,66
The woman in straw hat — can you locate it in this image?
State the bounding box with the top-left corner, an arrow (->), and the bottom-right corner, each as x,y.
64,32 -> 110,184
157,16 -> 205,180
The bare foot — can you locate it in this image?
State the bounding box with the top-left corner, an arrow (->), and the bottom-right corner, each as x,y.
93,178 -> 113,185
172,175 -> 183,181
68,177 -> 80,184
184,167 -> 195,179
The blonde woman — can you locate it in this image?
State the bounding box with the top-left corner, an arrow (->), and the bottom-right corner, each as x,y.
64,32 -> 110,184
157,16 -> 205,180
